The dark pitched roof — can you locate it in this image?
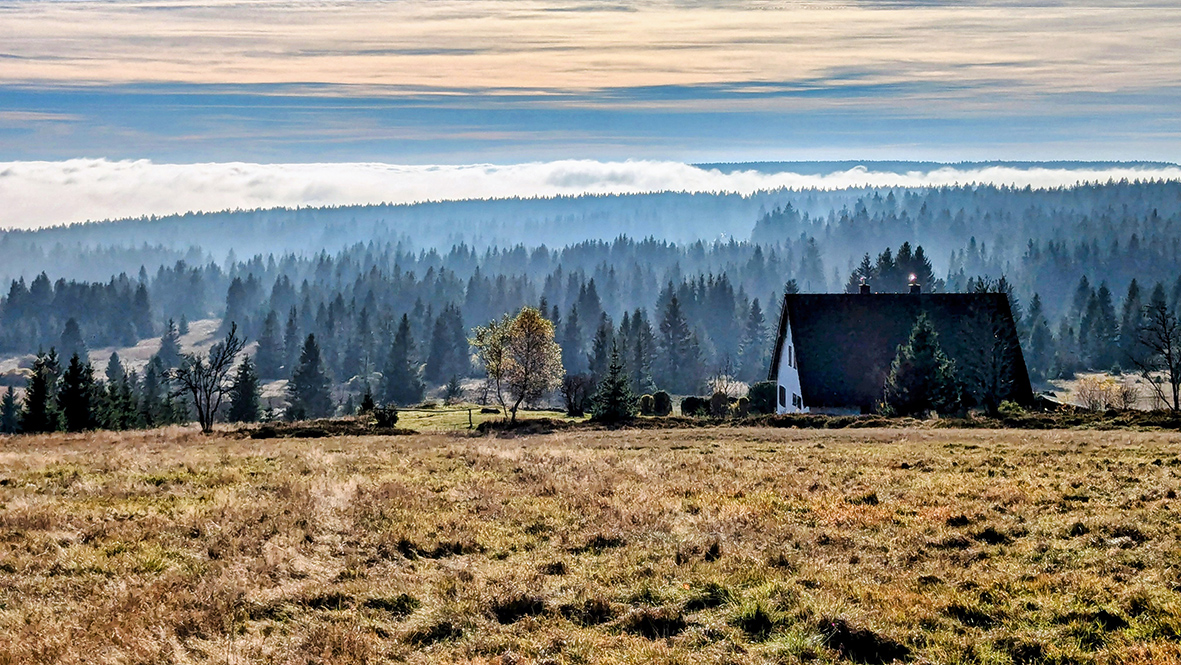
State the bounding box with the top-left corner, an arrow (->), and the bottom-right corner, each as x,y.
768,293 -> 1033,410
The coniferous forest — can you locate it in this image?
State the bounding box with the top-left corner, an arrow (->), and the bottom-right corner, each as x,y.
3,177 -> 1181,431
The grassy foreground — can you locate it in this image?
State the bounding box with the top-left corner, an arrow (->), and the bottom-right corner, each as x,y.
1,427 -> 1180,664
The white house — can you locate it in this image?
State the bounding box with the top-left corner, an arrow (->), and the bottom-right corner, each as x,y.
767,284 -> 1032,415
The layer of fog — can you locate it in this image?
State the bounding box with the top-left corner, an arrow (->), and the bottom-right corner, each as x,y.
3,158 -> 1181,230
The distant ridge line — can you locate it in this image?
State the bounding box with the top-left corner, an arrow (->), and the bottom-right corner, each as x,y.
693,161 -> 1181,176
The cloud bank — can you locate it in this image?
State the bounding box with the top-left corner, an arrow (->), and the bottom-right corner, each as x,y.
3,159 -> 1181,230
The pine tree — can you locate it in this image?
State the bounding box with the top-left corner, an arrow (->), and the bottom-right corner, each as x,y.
156,319 -> 182,368
58,353 -> 95,432
0,386 -> 20,434
287,334 -> 332,420
226,357 -> 261,423
254,310 -> 283,379
20,351 -> 59,433
591,343 -> 638,424
882,314 -> 957,416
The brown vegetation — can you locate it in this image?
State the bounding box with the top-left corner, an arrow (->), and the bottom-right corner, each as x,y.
2,425 -> 1181,663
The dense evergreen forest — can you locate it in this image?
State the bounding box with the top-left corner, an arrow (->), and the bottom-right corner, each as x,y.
3,178 -> 1181,430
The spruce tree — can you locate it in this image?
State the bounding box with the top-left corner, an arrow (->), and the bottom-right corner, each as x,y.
59,317 -> 88,363
58,353 -> 95,432
1025,294 -> 1053,382
628,308 -> 656,394
21,352 -> 59,433
381,314 -> 425,406
0,386 -> 20,434
426,304 -> 469,383
132,283 -> 154,338
358,384 -> 376,413
282,307 -> 301,372
591,343 -> 638,424
156,319 -> 182,368
254,310 -> 283,379
882,314 -> 957,416
658,295 -> 701,393
1118,279 -> 1144,366
738,298 -> 768,382
226,357 -> 261,423
140,356 -> 166,426
587,313 -> 614,382
560,305 -> 584,374
287,334 -> 332,420
105,352 -> 125,384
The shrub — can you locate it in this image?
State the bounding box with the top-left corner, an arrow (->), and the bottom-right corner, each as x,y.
747,381 -> 777,414
709,392 -> 730,418
653,391 -> 673,416
639,394 -> 655,415
734,396 -> 750,417
373,405 -> 399,428
680,396 -> 707,417
997,400 -> 1024,418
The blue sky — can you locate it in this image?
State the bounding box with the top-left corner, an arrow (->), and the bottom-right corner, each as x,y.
2,0 -> 1181,163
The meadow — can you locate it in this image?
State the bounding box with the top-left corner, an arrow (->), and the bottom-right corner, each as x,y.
1,426 -> 1180,664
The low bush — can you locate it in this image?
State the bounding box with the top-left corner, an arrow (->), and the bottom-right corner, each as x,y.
747,381 -> 777,414
653,391 -> 673,416
709,392 -> 730,418
681,396 -> 709,417
639,394 -> 655,416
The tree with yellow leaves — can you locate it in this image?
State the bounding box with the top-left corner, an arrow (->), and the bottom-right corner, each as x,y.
472,307 -> 565,422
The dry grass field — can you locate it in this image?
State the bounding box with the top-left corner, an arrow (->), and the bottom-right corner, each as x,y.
2,426 -> 1181,664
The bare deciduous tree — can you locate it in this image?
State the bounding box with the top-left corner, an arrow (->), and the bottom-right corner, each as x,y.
560,373 -> 595,416
170,323 -> 247,433
1132,302 -> 1181,411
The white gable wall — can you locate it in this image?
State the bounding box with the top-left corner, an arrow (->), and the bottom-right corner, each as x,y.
775,319 -> 807,414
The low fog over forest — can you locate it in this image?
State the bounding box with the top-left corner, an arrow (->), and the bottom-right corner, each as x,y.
3,167 -> 1181,420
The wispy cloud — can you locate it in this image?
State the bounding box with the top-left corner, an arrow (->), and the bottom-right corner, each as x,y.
2,158 -> 1179,230
2,0 -> 1181,160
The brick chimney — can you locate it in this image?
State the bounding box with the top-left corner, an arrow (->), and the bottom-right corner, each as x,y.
859,277 -> 870,295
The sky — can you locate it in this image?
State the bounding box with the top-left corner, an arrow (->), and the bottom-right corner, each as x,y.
2,0 -> 1181,226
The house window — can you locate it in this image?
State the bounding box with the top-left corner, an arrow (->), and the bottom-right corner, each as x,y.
788,345 -> 793,368
778,385 -> 787,407
792,393 -> 802,408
